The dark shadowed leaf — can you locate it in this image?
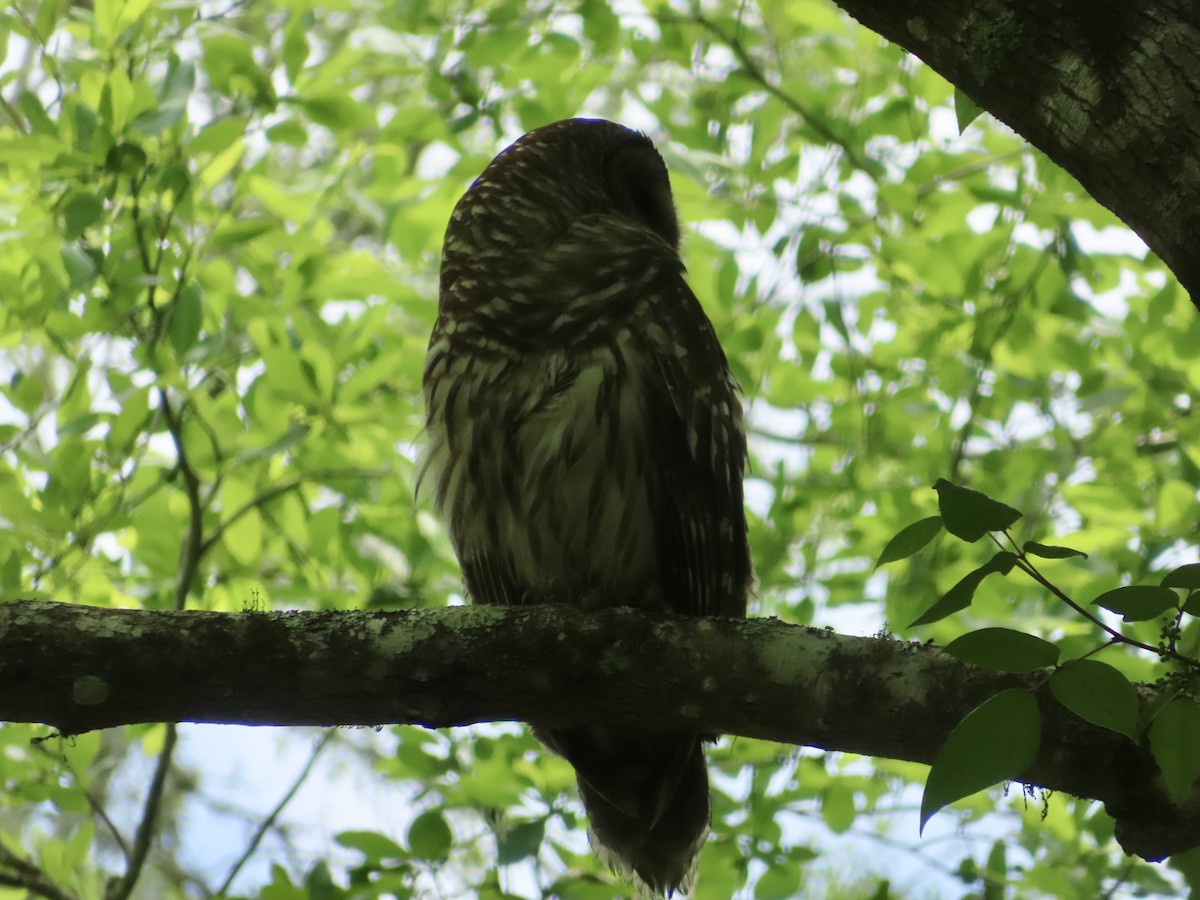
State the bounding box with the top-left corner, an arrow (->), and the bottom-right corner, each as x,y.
944,628 -> 1060,673
1163,564 -> 1200,590
910,552 -> 1017,627
496,819 -> 545,865
933,479 -> 1022,542
1092,585 -> 1178,621
1050,660 -> 1138,739
921,689 -> 1040,831
1149,700 -> 1200,805
1136,684 -> 1182,737
1023,541 -> 1087,560
875,516 -> 942,569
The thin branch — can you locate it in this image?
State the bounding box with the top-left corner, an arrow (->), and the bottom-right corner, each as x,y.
995,533 -> 1200,673
105,724 -> 179,900
158,390 -> 205,611
0,845 -> 82,900
213,731 -> 336,896
33,743 -> 130,863
105,389 -> 208,900
198,467 -> 388,560
686,7 -> 884,179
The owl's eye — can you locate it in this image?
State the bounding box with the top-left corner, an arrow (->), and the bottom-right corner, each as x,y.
604,145 -> 680,250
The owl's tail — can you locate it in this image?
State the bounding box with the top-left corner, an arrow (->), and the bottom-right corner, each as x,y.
538,726 -> 710,897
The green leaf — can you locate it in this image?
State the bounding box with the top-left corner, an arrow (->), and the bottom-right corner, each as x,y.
18,89 -> 57,136
944,627 -> 1060,673
336,829 -> 406,862
105,141 -> 148,176
407,810 -> 452,861
61,243 -> 99,288
1023,541 -> 1087,560
1050,660 -> 1139,739
1135,684 -> 1181,737
11,373 -> 46,414
61,192 -> 104,239
135,56 -> 195,134
920,689 -> 1040,831
875,516 -> 942,568
580,0 -> 621,52
910,551 -> 1017,627
267,119 -> 309,146
107,386 -> 151,451
954,87 -> 985,133
755,862 -> 803,900
0,134 -> 62,163
169,283 -> 203,355
219,479 -> 263,566
496,819 -> 545,865
283,17 -> 310,83
202,34 -> 276,108
189,117 -> 247,156
820,782 -> 857,833
300,92 -> 377,132
933,479 -> 1022,542
1163,564 -> 1200,590
210,217 -> 277,249
1149,700 -> 1200,805
1092,585 -> 1178,621
984,839 -> 1007,900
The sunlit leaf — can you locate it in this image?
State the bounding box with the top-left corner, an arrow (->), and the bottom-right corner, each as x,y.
168,283 -> 203,355
954,86 -> 985,133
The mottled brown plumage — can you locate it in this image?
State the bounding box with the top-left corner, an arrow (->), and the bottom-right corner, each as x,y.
421,118 -> 751,896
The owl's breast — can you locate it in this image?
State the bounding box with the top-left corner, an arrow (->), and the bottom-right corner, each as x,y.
427,328 -> 660,605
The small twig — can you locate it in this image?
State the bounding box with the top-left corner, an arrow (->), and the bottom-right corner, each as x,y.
213,731 -> 336,896
994,533 -> 1200,671
33,742 -> 130,862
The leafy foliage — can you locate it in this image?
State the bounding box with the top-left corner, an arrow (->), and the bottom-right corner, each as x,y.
0,0 -> 1196,897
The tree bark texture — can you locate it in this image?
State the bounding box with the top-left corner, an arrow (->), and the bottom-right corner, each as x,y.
831,0 -> 1200,304
0,599 -> 1192,861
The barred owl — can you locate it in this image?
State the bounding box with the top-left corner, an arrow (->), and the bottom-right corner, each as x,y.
421,118 -> 751,896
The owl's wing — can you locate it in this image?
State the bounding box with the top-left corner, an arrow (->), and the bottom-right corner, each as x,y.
640,272 -> 751,619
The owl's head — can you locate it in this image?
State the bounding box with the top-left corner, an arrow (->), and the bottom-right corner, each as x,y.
444,118 -> 680,260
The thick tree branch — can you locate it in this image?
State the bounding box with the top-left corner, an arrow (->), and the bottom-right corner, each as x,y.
0,600 -> 1192,861
828,0 -> 1200,304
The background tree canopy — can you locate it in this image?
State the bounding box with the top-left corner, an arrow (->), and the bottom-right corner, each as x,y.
1,0 -> 1198,898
